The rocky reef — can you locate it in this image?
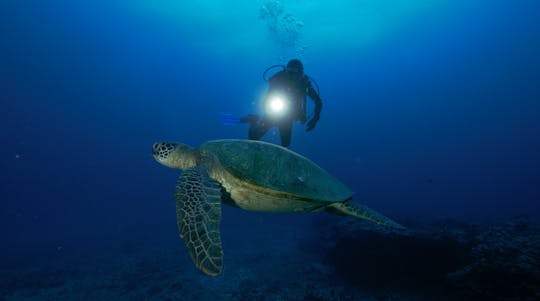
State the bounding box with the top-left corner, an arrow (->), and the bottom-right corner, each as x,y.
1,217 -> 538,300
318,216 -> 540,301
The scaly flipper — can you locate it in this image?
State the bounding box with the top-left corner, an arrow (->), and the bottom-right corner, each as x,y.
327,199 -> 405,230
175,167 -> 223,275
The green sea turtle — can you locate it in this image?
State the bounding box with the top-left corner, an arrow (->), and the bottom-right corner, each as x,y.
152,139 -> 403,276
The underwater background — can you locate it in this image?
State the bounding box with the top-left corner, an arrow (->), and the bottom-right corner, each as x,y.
1,0 -> 539,300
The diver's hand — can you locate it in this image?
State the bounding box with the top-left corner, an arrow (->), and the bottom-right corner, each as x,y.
306,115 -> 319,131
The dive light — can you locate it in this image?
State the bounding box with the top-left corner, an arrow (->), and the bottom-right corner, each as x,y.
265,94 -> 288,117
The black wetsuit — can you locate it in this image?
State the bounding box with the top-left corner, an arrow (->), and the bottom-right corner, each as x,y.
248,70 -> 322,147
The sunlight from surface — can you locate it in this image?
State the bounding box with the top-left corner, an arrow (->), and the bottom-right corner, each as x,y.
125,0 -> 456,58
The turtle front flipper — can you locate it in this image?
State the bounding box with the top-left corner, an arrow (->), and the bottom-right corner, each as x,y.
175,167 -> 224,276
326,199 -> 405,230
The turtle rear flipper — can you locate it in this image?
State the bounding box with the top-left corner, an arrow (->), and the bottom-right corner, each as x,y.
326,199 -> 405,230
175,167 -> 223,276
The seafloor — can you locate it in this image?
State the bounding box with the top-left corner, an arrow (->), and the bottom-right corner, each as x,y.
1,215 -> 538,301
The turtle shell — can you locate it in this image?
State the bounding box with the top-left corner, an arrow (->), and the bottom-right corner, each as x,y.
200,139 -> 353,202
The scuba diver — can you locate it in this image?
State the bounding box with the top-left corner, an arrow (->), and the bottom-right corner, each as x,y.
234,59 -> 323,147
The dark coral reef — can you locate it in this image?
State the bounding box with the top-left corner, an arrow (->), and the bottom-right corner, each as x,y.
320,216 -> 540,301
1,217 -> 538,300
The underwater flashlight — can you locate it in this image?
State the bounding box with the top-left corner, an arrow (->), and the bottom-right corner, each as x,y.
270,97 -> 285,111
265,95 -> 288,117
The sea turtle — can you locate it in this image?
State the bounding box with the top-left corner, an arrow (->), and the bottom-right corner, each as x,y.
152,139 -> 403,276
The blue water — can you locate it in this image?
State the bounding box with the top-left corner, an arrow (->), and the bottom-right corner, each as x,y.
1,1 -> 539,300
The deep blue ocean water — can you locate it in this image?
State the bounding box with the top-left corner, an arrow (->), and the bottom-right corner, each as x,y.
1,1 -> 539,300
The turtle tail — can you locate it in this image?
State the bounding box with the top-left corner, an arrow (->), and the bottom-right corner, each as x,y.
326,199 -> 405,230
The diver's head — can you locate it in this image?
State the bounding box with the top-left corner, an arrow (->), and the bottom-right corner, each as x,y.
286,59 -> 304,75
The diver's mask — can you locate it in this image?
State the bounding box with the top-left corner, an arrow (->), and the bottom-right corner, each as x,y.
286,65 -> 302,74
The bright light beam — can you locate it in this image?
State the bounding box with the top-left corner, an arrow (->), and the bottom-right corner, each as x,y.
266,95 -> 288,117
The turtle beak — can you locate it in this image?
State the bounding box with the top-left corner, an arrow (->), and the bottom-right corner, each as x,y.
152,143 -> 160,156
152,143 -> 161,160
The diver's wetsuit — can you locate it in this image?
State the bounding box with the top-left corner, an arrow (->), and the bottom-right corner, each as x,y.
248,69 -> 322,147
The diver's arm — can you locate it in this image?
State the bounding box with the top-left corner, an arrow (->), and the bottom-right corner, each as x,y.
307,84 -> 322,117
306,84 -> 322,131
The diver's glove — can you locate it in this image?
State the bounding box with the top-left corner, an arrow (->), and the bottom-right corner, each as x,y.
306,115 -> 319,131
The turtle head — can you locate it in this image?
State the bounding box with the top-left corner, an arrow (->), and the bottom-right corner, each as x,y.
152,142 -> 198,169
